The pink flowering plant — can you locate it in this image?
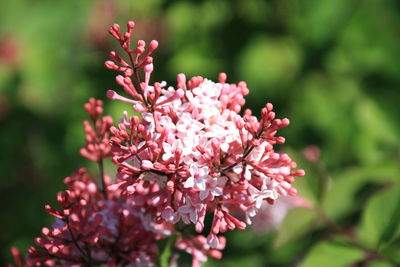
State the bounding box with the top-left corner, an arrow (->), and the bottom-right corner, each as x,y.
10,21 -> 305,267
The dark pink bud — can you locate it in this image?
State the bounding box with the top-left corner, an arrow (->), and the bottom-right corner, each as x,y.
149,40 -> 158,51
127,20 -> 135,30
105,60 -> 118,70
218,72 -> 227,83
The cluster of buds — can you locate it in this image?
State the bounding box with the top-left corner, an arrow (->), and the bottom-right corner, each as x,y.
80,98 -> 113,163
11,21 -> 304,267
27,168 -> 160,266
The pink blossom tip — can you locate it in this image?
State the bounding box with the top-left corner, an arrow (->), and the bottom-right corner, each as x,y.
106,90 -> 117,99
105,60 -> 117,69
281,118 -> 290,127
218,72 -> 227,83
149,40 -> 159,51
127,21 -> 135,29
144,63 -> 154,73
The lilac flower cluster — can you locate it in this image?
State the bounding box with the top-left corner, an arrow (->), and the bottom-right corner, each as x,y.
10,21 -> 304,267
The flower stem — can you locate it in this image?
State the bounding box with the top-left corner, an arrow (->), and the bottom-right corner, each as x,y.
98,158 -> 107,199
65,216 -> 92,266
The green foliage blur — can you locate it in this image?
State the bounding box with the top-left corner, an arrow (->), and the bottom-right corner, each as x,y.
1,0 -> 399,266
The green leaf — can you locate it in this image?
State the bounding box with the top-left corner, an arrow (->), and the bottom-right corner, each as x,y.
357,187 -> 400,249
322,168 -> 365,220
353,98 -> 399,165
366,261 -> 393,267
322,165 -> 400,220
380,240 -> 400,264
274,208 -> 317,248
158,235 -> 177,267
301,240 -> 364,267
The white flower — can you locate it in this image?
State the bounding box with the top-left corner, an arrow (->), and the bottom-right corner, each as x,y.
184,165 -> 209,191
199,176 -> 227,200
248,184 -> 278,209
178,197 -> 204,224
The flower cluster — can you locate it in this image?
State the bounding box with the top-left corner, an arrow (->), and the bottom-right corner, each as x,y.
28,168 -> 159,266
11,21 -> 304,267
105,21 -> 304,250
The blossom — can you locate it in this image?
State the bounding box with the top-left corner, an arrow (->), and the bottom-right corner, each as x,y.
105,21 -> 305,254
14,20 -> 304,267
302,145 -> 321,163
80,98 -> 113,163
27,168 -> 161,266
177,196 -> 205,224
184,165 -> 209,191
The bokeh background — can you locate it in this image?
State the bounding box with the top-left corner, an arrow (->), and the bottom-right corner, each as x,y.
1,0 -> 399,266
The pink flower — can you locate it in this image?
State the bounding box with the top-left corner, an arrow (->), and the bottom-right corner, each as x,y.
26,169 -> 162,266
184,165 -> 209,191
248,184 -> 279,209
178,196 -> 205,224
199,176 -> 227,201
105,21 -> 305,252
80,98 -> 113,163
15,20 -> 305,267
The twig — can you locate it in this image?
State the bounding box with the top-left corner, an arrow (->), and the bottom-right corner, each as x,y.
65,216 -> 91,266
315,207 -> 397,265
98,158 -> 108,199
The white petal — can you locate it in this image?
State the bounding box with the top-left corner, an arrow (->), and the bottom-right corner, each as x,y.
212,187 -> 223,196
137,141 -> 146,149
198,167 -> 209,178
233,165 -> 243,174
270,189 -> 279,199
184,177 -> 195,188
162,142 -> 172,152
182,215 -> 190,224
196,179 -> 206,191
142,113 -> 153,122
220,142 -> 229,153
255,198 -> 263,209
162,153 -> 172,161
178,205 -> 191,214
207,234 -> 219,249
244,167 -> 252,180
199,190 -> 209,200
189,211 -> 198,224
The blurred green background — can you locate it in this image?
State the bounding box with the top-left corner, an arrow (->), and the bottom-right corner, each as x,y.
1,0 -> 399,266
